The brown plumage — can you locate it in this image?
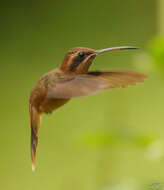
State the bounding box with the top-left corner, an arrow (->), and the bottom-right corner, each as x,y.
29,46 -> 147,171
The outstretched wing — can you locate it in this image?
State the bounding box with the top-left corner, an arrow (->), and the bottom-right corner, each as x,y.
88,70 -> 147,88
47,70 -> 147,99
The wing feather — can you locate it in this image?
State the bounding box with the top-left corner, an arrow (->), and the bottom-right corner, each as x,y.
47,70 -> 147,99
88,70 -> 147,88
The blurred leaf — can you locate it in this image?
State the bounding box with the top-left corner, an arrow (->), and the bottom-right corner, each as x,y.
148,36 -> 164,71
133,135 -> 157,147
82,131 -> 118,147
81,128 -> 157,148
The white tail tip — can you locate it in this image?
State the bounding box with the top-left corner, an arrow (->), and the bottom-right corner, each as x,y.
32,164 -> 35,172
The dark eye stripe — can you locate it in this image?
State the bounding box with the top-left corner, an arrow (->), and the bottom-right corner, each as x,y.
70,53 -> 86,71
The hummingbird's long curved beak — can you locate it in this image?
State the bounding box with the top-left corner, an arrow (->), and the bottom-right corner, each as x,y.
94,46 -> 139,55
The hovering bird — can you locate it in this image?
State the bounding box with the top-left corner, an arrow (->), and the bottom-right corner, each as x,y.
29,46 -> 147,171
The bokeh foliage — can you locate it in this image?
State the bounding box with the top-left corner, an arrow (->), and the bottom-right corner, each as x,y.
149,36 -> 164,72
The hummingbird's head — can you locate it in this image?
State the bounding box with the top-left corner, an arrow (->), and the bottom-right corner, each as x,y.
60,46 -> 139,74
60,47 -> 96,74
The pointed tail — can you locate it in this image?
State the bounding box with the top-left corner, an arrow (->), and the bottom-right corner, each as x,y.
29,104 -> 41,171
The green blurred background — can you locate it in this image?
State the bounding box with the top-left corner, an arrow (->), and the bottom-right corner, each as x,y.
1,0 -> 164,190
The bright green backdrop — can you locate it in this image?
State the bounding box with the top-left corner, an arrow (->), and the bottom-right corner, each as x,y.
1,1 -> 163,190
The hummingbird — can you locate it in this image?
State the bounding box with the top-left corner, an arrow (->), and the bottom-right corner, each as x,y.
29,46 -> 147,171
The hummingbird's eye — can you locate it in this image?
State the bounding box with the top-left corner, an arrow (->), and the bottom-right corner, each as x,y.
78,52 -> 85,57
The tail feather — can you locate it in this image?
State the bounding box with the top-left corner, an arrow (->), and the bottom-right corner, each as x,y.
31,127 -> 38,171
29,104 -> 41,171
